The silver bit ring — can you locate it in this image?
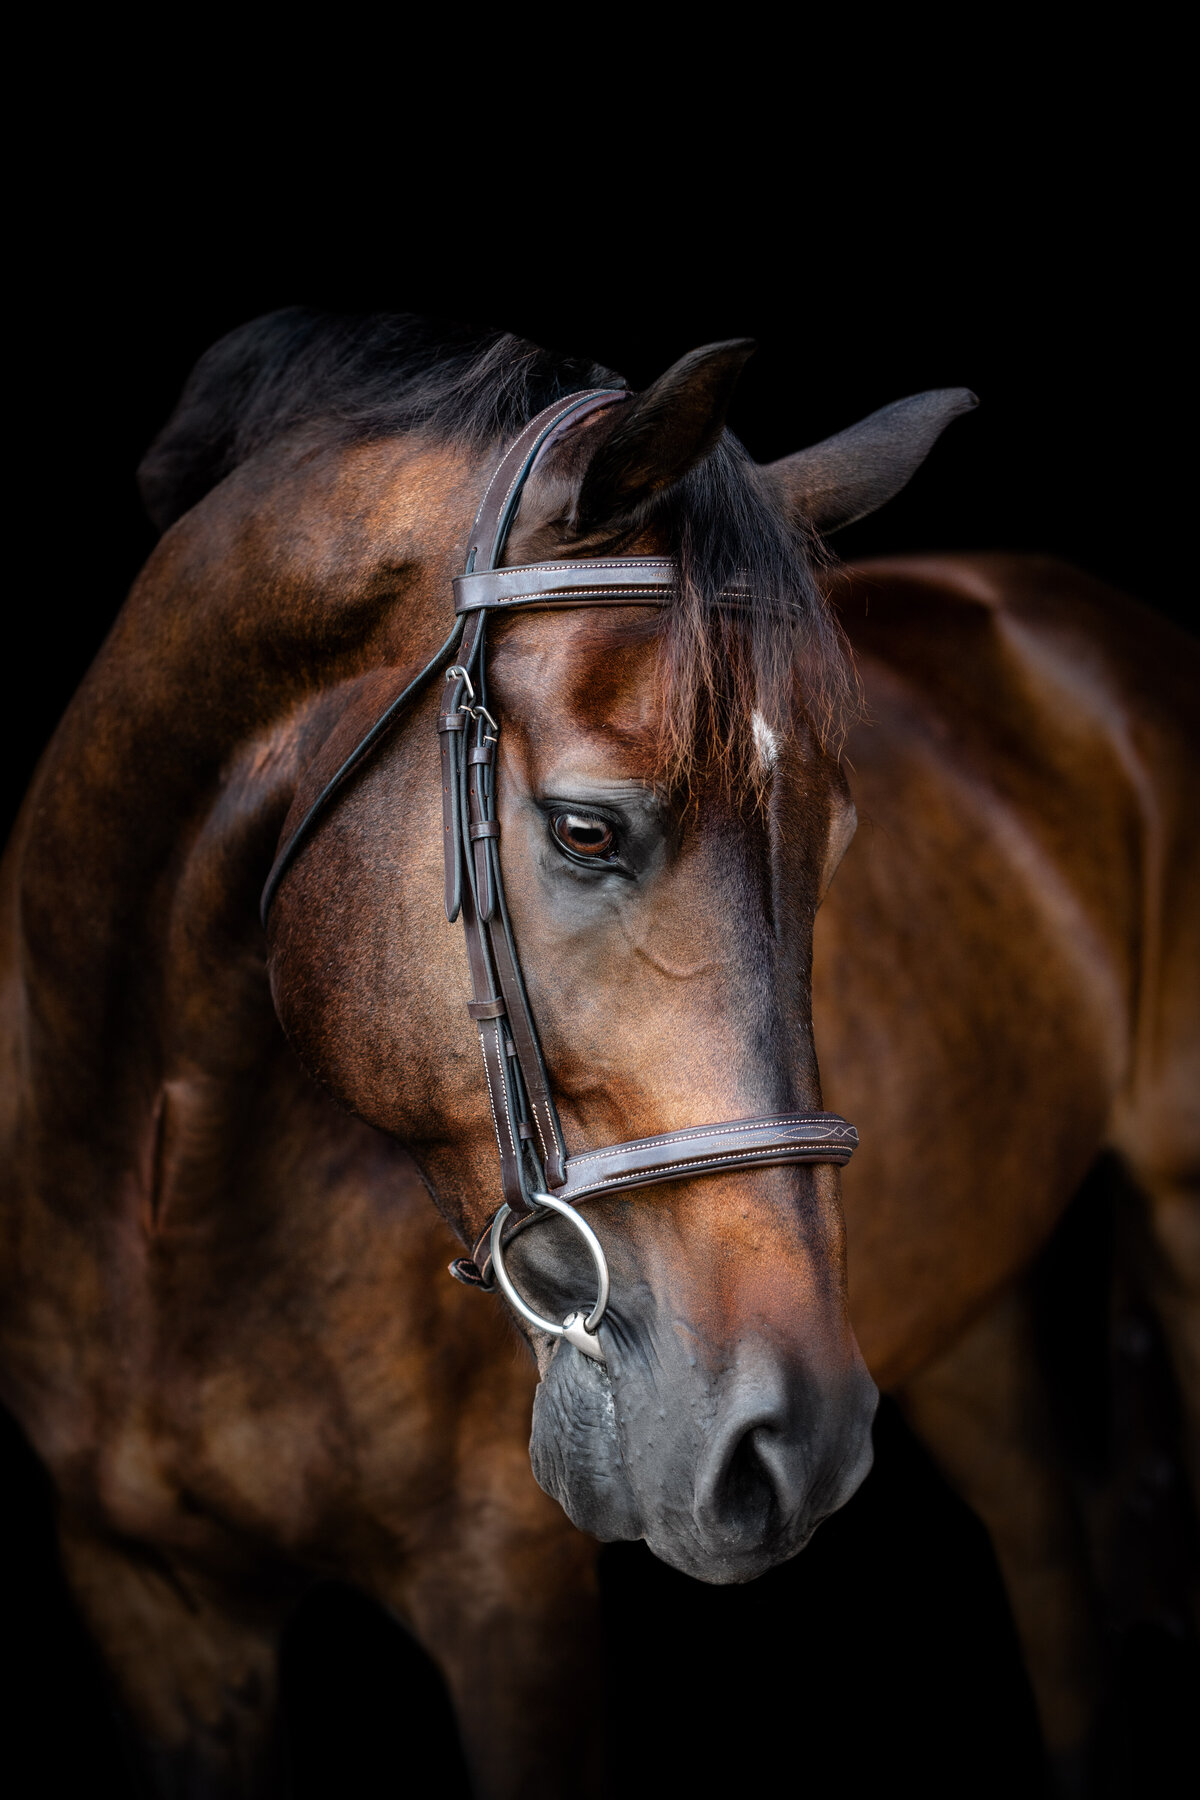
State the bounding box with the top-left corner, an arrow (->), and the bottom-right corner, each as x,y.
489,1193 -> 609,1362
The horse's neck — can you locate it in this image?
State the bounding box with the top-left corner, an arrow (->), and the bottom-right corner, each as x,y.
5,436 -> 473,1202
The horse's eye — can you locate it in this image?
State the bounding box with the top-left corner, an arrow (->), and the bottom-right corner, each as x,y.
552,813 -> 615,859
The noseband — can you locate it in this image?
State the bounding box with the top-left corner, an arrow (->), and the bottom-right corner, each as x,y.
261,391 -> 858,1363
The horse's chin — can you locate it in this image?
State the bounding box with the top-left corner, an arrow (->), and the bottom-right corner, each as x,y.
639,1512 -> 827,1585
530,1339 -> 643,1543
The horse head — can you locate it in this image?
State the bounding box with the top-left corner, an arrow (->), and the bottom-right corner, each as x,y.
256,336 -> 974,1581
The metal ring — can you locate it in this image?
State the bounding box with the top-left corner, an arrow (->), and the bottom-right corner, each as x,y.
489,1193 -> 609,1360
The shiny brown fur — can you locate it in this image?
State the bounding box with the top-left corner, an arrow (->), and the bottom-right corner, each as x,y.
1,388 -> 1197,1798
822,554 -> 1200,1772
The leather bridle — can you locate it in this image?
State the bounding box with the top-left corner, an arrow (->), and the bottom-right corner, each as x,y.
261,390 -> 858,1362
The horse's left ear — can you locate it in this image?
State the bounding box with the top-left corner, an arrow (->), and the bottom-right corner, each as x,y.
570,339 -> 758,533
764,389 -> 978,533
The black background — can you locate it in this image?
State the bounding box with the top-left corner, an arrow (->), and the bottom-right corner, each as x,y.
3,42 -> 1195,1800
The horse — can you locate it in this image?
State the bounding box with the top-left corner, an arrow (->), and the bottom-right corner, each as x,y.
1,310 -> 1196,1799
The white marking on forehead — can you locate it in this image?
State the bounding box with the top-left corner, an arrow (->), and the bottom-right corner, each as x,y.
751,710 -> 780,771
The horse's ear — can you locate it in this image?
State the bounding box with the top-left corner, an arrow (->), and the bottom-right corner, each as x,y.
763,389 -> 978,533
570,340 -> 757,533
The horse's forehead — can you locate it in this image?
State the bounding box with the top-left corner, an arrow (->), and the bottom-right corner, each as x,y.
487,613 -> 821,806
751,710 -> 781,771
489,611 -> 665,736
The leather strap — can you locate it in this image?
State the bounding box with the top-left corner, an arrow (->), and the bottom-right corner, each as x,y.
261,619 -> 465,926
437,390 -> 631,1216
463,389 -> 629,575
441,628 -> 566,1211
454,559 -> 676,613
556,1113 -> 858,1201
448,1111 -> 858,1287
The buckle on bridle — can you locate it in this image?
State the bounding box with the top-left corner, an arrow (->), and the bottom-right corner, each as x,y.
445,666 -> 498,739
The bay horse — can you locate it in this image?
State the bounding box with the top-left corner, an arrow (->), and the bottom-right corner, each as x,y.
1,311 -> 1196,1798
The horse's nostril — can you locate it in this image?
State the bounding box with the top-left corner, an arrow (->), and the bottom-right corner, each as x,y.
708,1422 -> 784,1539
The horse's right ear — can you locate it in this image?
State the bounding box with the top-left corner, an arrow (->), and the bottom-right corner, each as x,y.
763,389 -> 978,533
569,339 -> 757,534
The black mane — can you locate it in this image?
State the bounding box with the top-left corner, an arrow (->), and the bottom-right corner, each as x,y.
138,309 -> 623,533
140,309 -> 855,770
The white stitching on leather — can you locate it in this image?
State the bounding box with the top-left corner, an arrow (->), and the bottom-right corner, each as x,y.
489,597 -> 665,612
470,401 -> 579,548
487,561 -> 674,574
490,929 -> 554,1173
493,1028 -> 521,1163
562,1145 -> 852,1201
471,451 -> 520,552
529,1096 -> 553,1170
477,1025 -> 507,1163
471,393 -> 614,561
564,1117 -> 855,1169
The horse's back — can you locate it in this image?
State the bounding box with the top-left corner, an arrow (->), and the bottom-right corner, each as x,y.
818,554 -> 1199,1382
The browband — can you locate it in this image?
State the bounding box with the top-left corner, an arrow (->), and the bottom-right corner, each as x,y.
261,387 -> 859,1314
453,558 -> 676,613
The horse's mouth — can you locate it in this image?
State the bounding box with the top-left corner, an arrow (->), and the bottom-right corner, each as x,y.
529,1326 -> 877,1586
530,1336 -> 643,1546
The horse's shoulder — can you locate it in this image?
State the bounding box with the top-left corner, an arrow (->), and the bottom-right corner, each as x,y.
836,552 -> 1198,729
837,550 -> 1136,629
831,553 -> 1087,725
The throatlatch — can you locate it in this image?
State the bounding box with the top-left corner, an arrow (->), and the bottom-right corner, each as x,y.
262,389 -> 858,1364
